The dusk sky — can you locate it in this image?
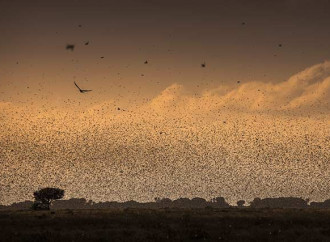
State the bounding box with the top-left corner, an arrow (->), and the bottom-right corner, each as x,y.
0,0 -> 329,205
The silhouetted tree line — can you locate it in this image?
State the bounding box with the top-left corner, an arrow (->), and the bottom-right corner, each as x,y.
0,188 -> 329,210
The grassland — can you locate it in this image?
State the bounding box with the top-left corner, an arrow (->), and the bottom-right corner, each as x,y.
1,208 -> 330,241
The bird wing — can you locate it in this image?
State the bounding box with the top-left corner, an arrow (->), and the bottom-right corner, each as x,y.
74,81 -> 82,91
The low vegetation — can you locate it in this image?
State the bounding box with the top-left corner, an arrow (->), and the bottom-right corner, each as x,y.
1,208 -> 330,241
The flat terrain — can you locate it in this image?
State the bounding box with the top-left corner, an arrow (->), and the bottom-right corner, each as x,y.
1,208 -> 330,241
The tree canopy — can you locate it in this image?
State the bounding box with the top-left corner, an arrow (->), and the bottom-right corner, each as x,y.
33,187 -> 64,210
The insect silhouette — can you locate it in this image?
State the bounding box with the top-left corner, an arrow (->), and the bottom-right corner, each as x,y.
66,44 -> 75,51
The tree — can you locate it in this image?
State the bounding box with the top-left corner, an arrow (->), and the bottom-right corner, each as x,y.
249,197 -> 261,208
237,200 -> 245,207
211,197 -> 230,208
33,187 -> 64,210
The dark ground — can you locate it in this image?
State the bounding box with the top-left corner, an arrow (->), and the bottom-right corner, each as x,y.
1,208 -> 330,241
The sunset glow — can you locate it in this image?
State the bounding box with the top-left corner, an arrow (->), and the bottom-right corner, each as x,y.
0,0 -> 329,205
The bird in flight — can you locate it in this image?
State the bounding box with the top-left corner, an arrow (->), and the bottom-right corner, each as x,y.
74,81 -> 92,93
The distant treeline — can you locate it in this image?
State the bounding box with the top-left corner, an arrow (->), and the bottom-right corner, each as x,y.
1,197 -> 330,210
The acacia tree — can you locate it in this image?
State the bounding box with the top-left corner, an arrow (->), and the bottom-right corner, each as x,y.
33,187 -> 64,210
237,200 -> 246,207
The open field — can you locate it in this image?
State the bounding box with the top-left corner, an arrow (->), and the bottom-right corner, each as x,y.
1,208 -> 330,241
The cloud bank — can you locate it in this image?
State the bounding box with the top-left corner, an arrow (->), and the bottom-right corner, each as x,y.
146,61 -> 330,116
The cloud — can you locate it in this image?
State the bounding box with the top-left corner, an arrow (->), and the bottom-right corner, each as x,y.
1,61 -> 329,130
147,61 -> 330,115
285,77 -> 330,110
149,83 -> 185,111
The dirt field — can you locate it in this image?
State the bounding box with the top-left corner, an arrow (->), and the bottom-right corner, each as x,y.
1,208 -> 330,241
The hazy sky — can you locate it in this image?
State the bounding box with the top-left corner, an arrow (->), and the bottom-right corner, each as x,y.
1,0 -> 330,104
0,0 -> 329,205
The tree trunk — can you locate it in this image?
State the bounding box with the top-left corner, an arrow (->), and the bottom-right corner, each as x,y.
46,200 -> 51,210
